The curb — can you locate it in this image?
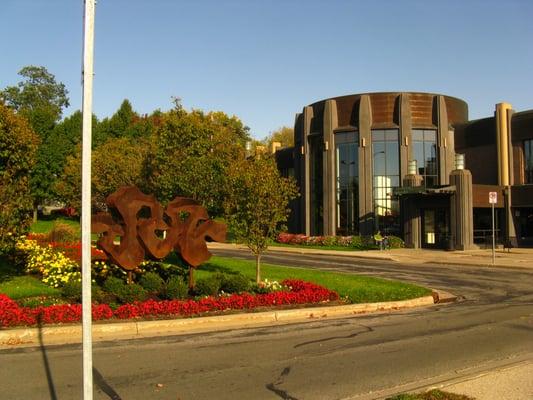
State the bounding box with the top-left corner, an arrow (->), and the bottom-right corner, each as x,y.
0,294 -> 442,349
209,242 -> 398,262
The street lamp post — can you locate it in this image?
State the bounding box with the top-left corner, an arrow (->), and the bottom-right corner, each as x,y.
81,1 -> 96,399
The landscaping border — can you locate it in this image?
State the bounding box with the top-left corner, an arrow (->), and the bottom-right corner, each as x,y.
0,292 -> 449,348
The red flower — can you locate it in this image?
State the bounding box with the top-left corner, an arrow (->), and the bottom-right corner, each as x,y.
0,280 -> 338,327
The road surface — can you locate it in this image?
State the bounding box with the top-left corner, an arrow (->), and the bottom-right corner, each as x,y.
1,249 -> 532,399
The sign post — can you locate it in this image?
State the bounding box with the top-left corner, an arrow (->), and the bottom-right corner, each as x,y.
489,191 -> 497,265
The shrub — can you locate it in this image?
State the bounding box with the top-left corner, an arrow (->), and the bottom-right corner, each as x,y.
195,276 -> 221,297
220,273 -> 251,294
322,236 -> 337,246
46,222 -> 79,243
139,272 -> 164,294
61,280 -> 103,303
103,276 -> 125,297
163,276 -> 189,300
116,283 -> 147,304
139,260 -> 188,281
61,280 -> 82,301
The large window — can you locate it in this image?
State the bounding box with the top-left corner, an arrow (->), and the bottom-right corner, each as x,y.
309,135 -> 323,235
525,139 -> 533,184
412,129 -> 438,187
372,129 -> 400,235
335,131 -> 358,235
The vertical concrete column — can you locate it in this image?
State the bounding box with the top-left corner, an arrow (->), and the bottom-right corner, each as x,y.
323,99 -> 338,235
293,113 -> 304,233
399,93 -> 411,183
496,103 -> 512,186
358,95 -> 374,236
496,103 -> 517,246
437,96 -> 452,185
450,169 -> 474,250
402,174 -> 423,248
302,106 -> 314,235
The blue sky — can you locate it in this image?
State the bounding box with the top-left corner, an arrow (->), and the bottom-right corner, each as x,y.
1,0 -> 532,139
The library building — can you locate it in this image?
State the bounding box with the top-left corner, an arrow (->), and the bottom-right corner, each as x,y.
275,92 -> 533,249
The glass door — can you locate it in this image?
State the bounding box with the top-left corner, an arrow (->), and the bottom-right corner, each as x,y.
422,208 -> 449,248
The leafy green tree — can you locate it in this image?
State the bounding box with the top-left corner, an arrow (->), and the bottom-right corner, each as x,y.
57,137 -> 149,210
143,106 -> 250,216
1,66 -> 70,217
224,156 -> 298,283
94,99 -> 154,145
264,126 -> 294,149
0,66 -> 69,139
0,103 -> 39,254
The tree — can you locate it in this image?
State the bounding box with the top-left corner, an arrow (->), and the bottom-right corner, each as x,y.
0,103 -> 39,254
1,66 -> 70,218
143,107 -> 250,216
94,99 -> 155,145
264,126 -> 294,149
0,66 -> 69,139
223,156 -> 298,283
56,137 -> 149,211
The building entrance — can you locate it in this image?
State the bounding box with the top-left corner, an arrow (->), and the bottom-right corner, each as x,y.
421,208 -> 449,248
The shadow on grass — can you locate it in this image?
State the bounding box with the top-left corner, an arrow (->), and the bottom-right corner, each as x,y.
198,262 -> 237,275
0,256 -> 23,283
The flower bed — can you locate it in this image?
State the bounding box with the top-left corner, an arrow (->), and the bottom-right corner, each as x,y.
275,233 -> 404,249
0,279 -> 339,328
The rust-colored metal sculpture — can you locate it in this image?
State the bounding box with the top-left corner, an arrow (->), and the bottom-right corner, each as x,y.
92,186 -> 226,283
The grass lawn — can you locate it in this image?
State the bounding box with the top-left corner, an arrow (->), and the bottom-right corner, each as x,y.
0,257 -> 61,300
195,256 -> 431,303
386,389 -> 475,399
30,217 -> 80,234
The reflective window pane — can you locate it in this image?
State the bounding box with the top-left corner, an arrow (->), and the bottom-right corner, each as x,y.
412,129 -> 438,187
525,139 -> 533,184
372,129 -> 400,235
335,131 -> 359,235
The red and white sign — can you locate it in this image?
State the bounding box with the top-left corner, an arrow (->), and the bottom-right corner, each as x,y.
489,191 -> 498,204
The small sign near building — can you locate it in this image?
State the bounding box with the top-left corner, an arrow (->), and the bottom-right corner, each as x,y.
489,191 -> 497,204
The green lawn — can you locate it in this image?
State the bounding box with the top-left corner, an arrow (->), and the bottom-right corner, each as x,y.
0,256 -> 61,299
195,256 -> 431,303
2,252 -> 430,305
30,217 -> 80,234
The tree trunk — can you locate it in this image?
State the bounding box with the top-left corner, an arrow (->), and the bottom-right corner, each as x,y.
127,271 -> 133,285
33,207 -> 38,223
188,267 -> 195,290
255,253 -> 261,284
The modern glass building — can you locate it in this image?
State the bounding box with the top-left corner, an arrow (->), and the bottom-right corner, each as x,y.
275,92 -> 533,249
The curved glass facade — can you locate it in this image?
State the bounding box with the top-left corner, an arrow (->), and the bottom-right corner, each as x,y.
413,129 -> 438,187
335,131 -> 358,235
309,134 -> 323,235
372,129 -> 400,235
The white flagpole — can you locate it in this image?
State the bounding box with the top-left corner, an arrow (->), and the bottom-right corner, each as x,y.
82,0 -> 95,398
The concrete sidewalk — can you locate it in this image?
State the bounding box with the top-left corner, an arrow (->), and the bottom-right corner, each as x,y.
209,242 -> 533,269
440,360 -> 533,400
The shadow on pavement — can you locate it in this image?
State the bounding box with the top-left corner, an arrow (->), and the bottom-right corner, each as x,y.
38,316 -> 57,400
93,367 -> 122,400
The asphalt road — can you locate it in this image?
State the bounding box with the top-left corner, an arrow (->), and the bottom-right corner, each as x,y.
1,249 -> 532,400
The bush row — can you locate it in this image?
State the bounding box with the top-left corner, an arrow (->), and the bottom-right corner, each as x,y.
0,280 -> 339,327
